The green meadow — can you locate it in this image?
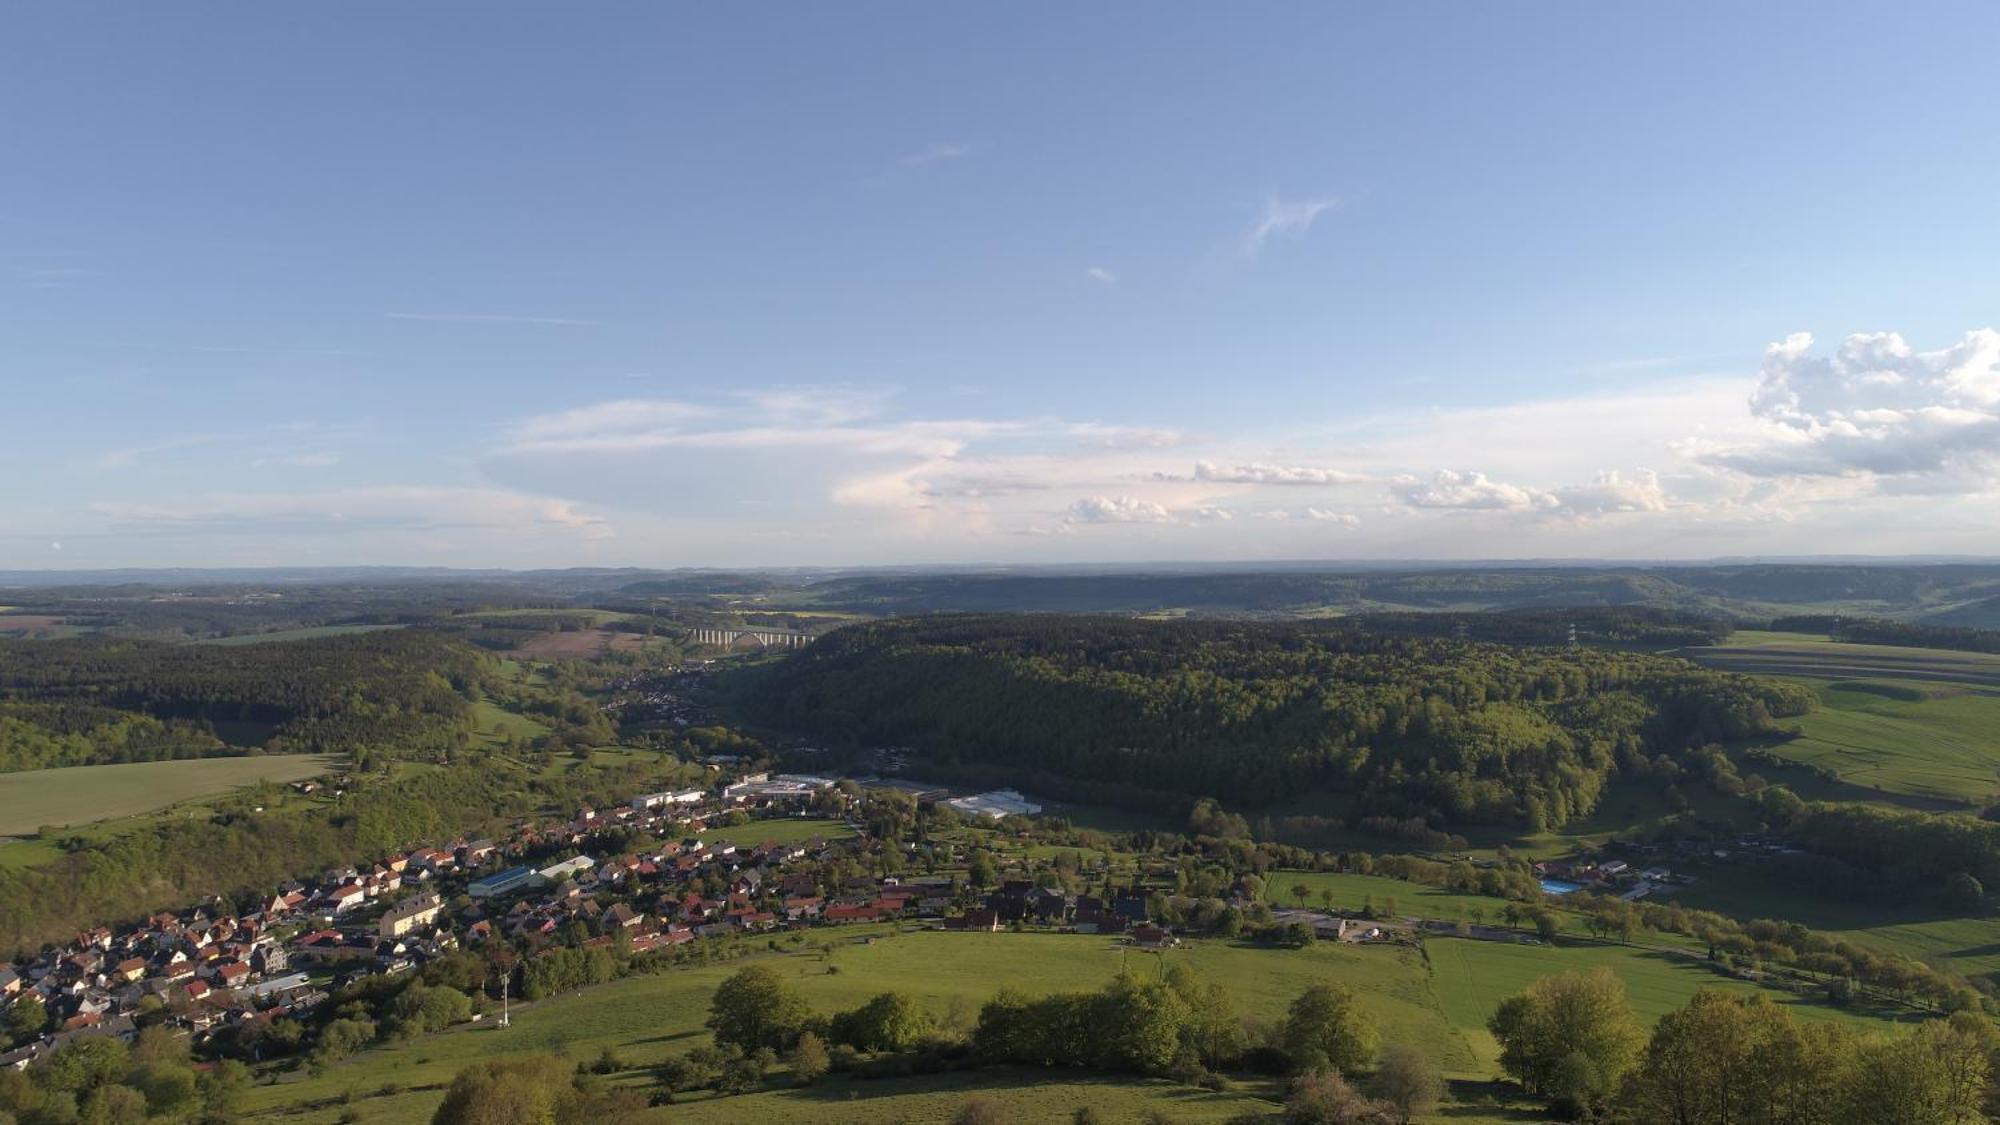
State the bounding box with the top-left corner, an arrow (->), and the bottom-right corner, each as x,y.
242,919 -> 1922,1124
1761,679 -> 2000,804
197,623 -> 406,645
0,753 -> 335,837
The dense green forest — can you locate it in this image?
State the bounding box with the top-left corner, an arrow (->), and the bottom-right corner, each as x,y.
0,632 -> 486,768
743,615 -> 1813,826
0,702 -> 225,773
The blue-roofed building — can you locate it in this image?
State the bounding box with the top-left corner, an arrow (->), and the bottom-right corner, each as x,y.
468,865 -> 541,899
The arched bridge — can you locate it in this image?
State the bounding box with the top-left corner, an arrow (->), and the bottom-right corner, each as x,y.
687,627 -> 816,650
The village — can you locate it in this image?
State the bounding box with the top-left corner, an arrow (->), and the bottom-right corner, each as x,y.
0,766 -> 1282,1074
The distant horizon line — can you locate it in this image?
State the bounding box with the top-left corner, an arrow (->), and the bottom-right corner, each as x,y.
6,553 -> 2000,584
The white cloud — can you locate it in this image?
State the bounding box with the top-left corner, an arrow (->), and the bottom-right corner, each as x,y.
738,386 -> 891,426
503,399 -> 717,453
1068,423 -> 1190,450
1086,267 -> 1117,284
1190,460 -> 1370,486
1393,469 -> 1665,518
900,142 -> 972,168
1241,195 -> 1339,256
92,486 -> 610,540
95,435 -> 214,470
252,452 -> 341,469
1066,495 -> 1176,525
1687,329 -> 2000,491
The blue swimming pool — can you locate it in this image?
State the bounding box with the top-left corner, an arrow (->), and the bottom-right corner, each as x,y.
1540,878 -> 1583,895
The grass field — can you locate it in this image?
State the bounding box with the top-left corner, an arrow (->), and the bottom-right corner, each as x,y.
0,754 -> 335,836
1760,679 -> 2000,803
1669,863 -> 2000,987
1673,631 -> 2000,806
1271,871 -> 1525,923
245,929 -> 1464,1122
241,913 -> 1932,1124
1426,936 -> 1909,1071
1682,632 -> 2000,689
697,816 -> 857,848
469,699 -> 549,747
196,623 -> 405,645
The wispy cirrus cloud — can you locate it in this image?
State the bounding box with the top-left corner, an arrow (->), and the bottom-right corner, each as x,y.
95,435 -> 215,470
1240,195 -> 1339,256
899,142 -> 973,168
1086,266 -> 1117,285
386,312 -> 598,326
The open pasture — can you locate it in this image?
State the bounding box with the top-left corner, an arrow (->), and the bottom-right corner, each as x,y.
0,753 -> 335,836
1757,678 -> 2000,803
1681,633 -> 2000,689
1427,936 -> 1911,1071
241,916 -> 1934,1123
696,815 -> 857,848
245,929 -> 1465,1122
512,626 -> 657,659
197,623 -> 403,645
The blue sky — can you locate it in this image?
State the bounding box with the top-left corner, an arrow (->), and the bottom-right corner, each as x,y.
5,4 -> 2000,567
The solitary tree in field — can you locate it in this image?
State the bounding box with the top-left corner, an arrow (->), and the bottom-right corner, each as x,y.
1373,1043 -> 1444,1124
1283,983 -> 1380,1074
707,965 -> 812,1052
1487,968 -> 1643,1116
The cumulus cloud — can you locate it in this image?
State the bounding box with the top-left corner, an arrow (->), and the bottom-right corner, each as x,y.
1687,329 -> 2000,490
1394,469 -> 1665,518
1190,460 -> 1370,486
1249,507 -> 1361,526
1086,267 -> 1117,285
1242,195 -> 1339,256
1066,495 -> 1176,524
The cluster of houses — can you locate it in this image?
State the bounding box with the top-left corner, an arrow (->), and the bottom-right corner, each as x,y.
1535,853 -> 1692,903
12,728 -> 1315,1071
0,764 -> 1195,1073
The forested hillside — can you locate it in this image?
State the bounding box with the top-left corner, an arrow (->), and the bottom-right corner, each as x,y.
744,616 -> 1813,827
0,631 -> 486,770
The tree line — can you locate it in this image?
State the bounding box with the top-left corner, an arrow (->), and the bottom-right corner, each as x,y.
1491,968 -> 1993,1123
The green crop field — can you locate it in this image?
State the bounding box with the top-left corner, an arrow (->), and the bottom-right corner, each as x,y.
197,623 -> 405,645
0,754 -> 336,836
1682,633 -> 2000,689
1676,631 -> 2000,805
1760,679 -> 2000,803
